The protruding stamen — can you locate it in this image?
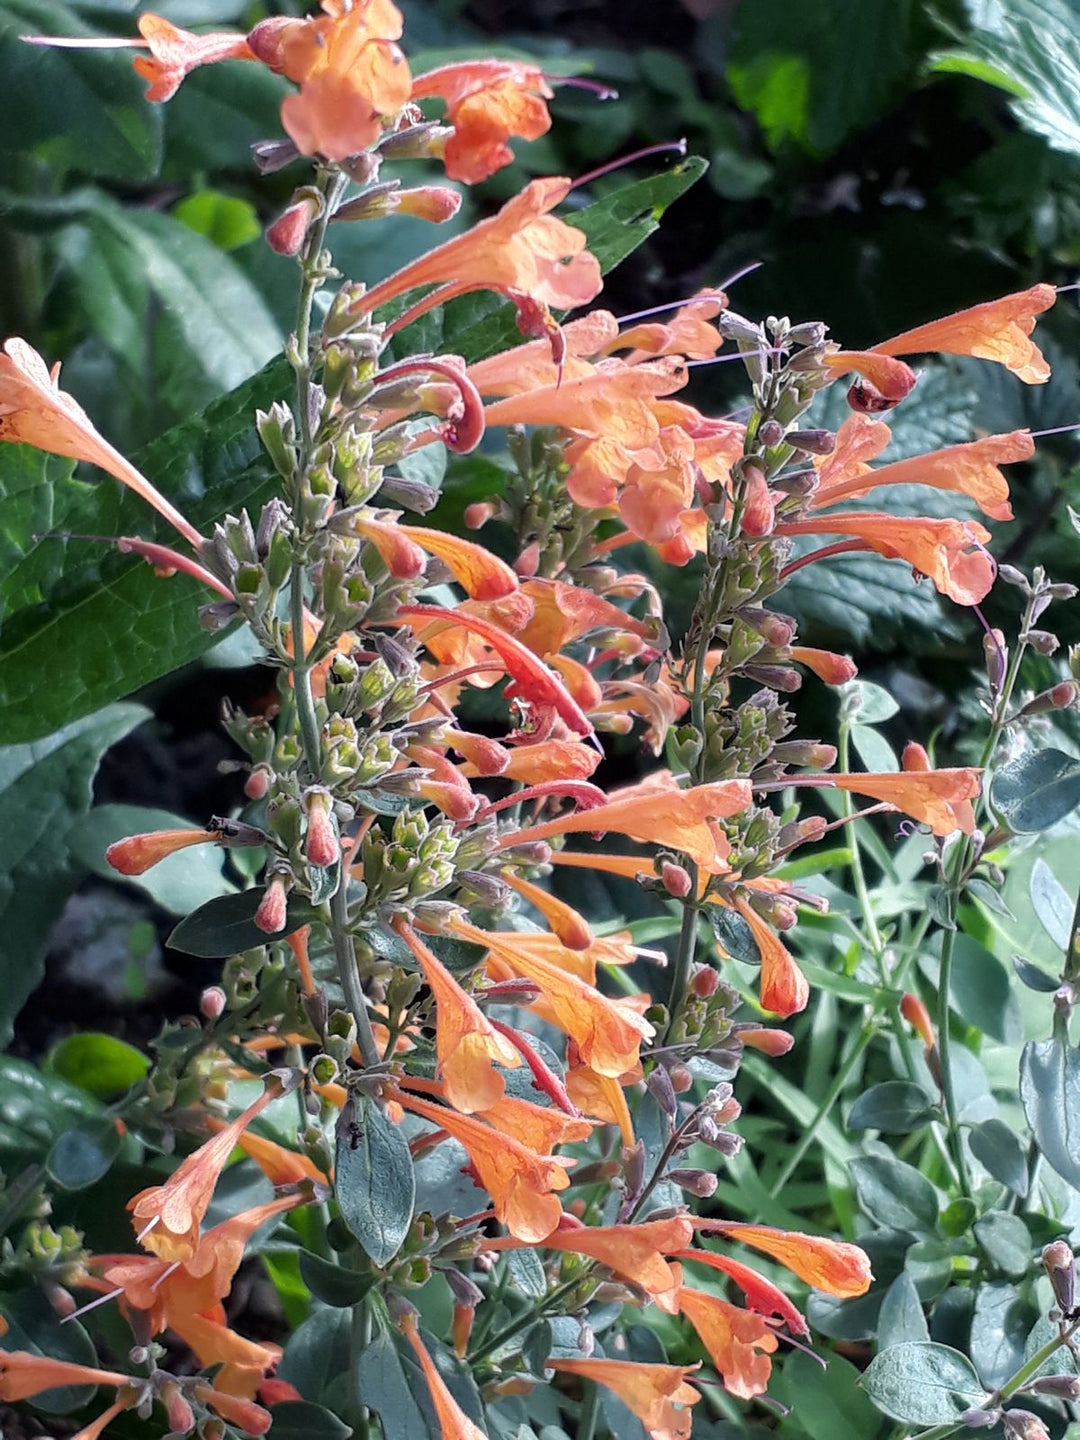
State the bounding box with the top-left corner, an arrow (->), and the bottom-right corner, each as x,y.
572,139 -> 688,191
61,1287 -> 125,1324
548,74 -> 619,100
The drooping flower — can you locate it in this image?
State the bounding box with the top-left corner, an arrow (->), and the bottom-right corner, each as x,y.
0,1351 -> 130,1402
169,1312 -> 281,1400
548,1357 -> 700,1440
0,338 -> 202,547
729,896 -> 809,1018
131,13 -> 255,99
675,1249 -> 808,1335
389,1088 -> 572,1242
411,60 -> 554,183
397,922 -> 520,1112
675,1283 -> 779,1400
128,1084 -> 280,1261
399,1309 -> 486,1440
501,869 -> 593,950
695,1220 -> 873,1297
789,647 -> 858,686
565,1059 -> 636,1146
106,827 -> 216,876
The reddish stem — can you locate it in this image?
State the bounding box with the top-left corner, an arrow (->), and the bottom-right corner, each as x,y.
488,1018 -> 581,1116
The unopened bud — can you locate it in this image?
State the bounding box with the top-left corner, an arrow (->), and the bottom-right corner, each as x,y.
251,137 -> 300,173
997,564 -> 1030,589
566,1160 -> 620,1187
621,1140 -> 646,1197
647,1065 -> 677,1118
738,607 -> 796,648
960,1408 -> 1002,1429
787,428 -> 835,455
378,474 -> 440,514
199,600 -> 241,632
162,1380 -> 195,1435
900,991 -> 935,1050
200,986 -> 227,1020
660,860 -> 692,898
983,628 -> 1008,691
668,1167 -> 719,1197
757,420 -> 784,446
1018,680 -> 1080,718
668,1064 -> 693,1094
1043,1240 -> 1075,1314
1030,1375 -> 1080,1398
377,122 -> 453,162
266,189 -> 323,256
305,789 -> 340,868
245,766 -> 271,801
499,841 -> 552,866
690,964 -> 720,998
788,321 -> 828,347
736,1025 -> 795,1056
514,540 -> 541,577
41,1279 -> 76,1319
1026,628 -> 1060,656
1001,1410 -> 1051,1440
254,874 -> 289,935
463,501 -> 498,530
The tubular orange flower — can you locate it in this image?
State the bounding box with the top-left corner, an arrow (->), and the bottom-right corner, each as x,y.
565,1061 -> 636,1146
0,1351 -> 130,1402
0,338 -> 203,548
548,1358 -> 700,1440
476,1092 -> 593,1151
169,1312 -> 281,1399
789,646 -> 858,686
194,1385 -> 273,1436
411,60 -> 554,183
489,1216 -> 693,1296
675,1249 -> 808,1335
675,1285 -> 778,1400
729,896 -> 809,1019
106,827 -> 215,876
396,524 -> 519,600
901,990 -> 936,1049
820,351 -> 918,409
128,1084 -> 280,1261
484,362 -> 684,449
399,1310 -> 486,1440
513,577 -> 660,656
397,921 -> 520,1112
827,764 -> 980,836
812,430 -> 1034,522
778,512 -> 995,606
132,13 -> 255,99
451,919 -> 653,1077
696,1220 -> 873,1297
493,772 -> 751,872
208,1118 -> 328,1187
69,1399 -> 132,1440
501,870 -> 594,950
358,177 -> 602,322
814,412 -> 891,490
390,1088 -> 572,1242
871,282 -> 1056,382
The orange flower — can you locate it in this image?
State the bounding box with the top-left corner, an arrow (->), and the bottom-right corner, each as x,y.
106,827 -> 215,876
675,1249 -> 807,1335
0,1351 -> 129,1402
789,647 -> 857,686
0,338 -> 202,547
390,1088 -> 571,1242
827,761 -> 980,836
871,282 -> 1056,382
812,430 -> 1034,522
476,927 -> 634,987
358,177 -> 602,322
778,511 -> 995,606
814,413 -> 891,490
399,1310 -> 486,1440
132,13 -> 255,100
728,895 -> 809,1018
193,1385 -> 273,1436
69,1399 -> 133,1440
490,1216 -> 693,1296
128,1085 -> 279,1261
411,60 -> 554,183
485,362 -> 683,450
513,577 -> 660,656
397,922 -> 521,1112
208,1119 -> 328,1188
565,1061 -> 636,1145
820,351 -> 918,409
396,524 -> 519,600
477,1093 -> 593,1151
169,1312 -> 281,1399
501,870 -> 594,949
494,772 -> 750,873
451,920 -> 653,1078
676,1284 -> 778,1400
696,1221 -> 873,1297
548,1357 -> 700,1440
901,990 -> 936,1049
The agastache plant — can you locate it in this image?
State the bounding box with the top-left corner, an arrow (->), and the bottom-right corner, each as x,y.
0,4 -> 1066,1438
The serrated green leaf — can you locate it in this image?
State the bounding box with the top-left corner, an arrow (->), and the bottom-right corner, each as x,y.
860,1341 -> 984,1424
991,747 -> 1080,833
335,1095 -> 415,1268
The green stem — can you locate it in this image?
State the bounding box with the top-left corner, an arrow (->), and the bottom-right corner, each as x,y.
664,882 -> 701,1044
471,1276 -> 585,1366
769,1024 -> 875,1197
935,914 -> 972,1196
577,1381 -> 602,1440
332,882 -> 381,1068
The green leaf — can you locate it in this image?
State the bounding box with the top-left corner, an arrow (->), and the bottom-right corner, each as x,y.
45,1032 -> 149,1098
1012,955 -> 1059,993
46,1119 -> 121,1189
260,1401 -> 353,1440
0,358 -> 290,742
504,1247 -> 547,1299
966,877 -> 1015,921
70,804 -> 236,914
278,1307 -> 352,1404
1029,856 -> 1075,951
167,888 -> 315,958
725,0 -> 917,156
839,679 -> 900,725
991,747 -> 1080,834
860,1341 -> 985,1425
776,1351 -> 885,1440
298,1250 -> 374,1309
877,1273 -> 930,1349
973,1212 -> 1031,1278
850,1155 -> 941,1233
970,1281 -> 1036,1391
1020,1036 -> 1080,1189
922,933 -> 1022,1044
968,1118 -> 1030,1196
707,905 -> 761,965
851,725 -> 899,773
0,0 -> 162,179
1,1290 -> 100,1414
0,701 -> 147,1042
847,1082 -> 935,1134
335,1095 -> 415,1268
172,190 -> 262,251
0,1056 -> 102,1161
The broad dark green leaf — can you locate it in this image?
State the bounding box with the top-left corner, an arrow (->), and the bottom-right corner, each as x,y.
991,747 -> 1080,834
167,888 -> 314,957
860,1341 -> 985,1424
71,804 -> 236,914
968,1118 -> 1029,1196
0,701 -> 147,1041
973,1212 -> 1031,1278
876,1273 -> 930,1350
922,933 -> 1022,1044
1020,1036 -> 1080,1188
335,1095 -> 415,1268
1012,955 -> 1059,992
1029,856 -> 1075,951
46,1118 -> 121,1189
298,1250 -> 374,1309
776,1351 -> 884,1440
260,1401 -> 353,1440
1,1290 -> 100,1414
970,1281 -> 1036,1391
278,1307 -> 352,1404
847,1082 -> 935,1134
0,1056 -> 102,1161
850,724 -> 898,773
504,1246 -> 547,1299
707,905 -> 761,965
45,1032 -> 149,1097
0,359 -> 289,741
850,1155 -> 941,1234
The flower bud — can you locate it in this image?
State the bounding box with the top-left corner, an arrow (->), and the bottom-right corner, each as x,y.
200,986 -> 227,1020
757,420 -> 784,446
690,964 -> 720,998
983,627 -> 1008,691
668,1167 -> 719,1197
162,1380 -> 195,1435
736,1025 -> 795,1056
900,991 -> 935,1049
254,874 -> 289,935
960,1408 -> 1002,1429
1026,628 -> 1060,656
376,122 -> 453,161
514,540 -> 541,577
668,1063 -> 694,1093
646,1065 -> 677,1118
786,428 -> 835,455
1043,1239 -> 1076,1314
252,137 -> 300,173
464,501 -> 498,529
1030,1375 -> 1080,1398
660,860 -> 692,898
305,789 -> 340,868
1001,1410 -> 1051,1440
245,766 -> 271,801
737,606 -> 796,648
1017,680 -> 1080,718
199,600 -> 241,632
266,190 -> 324,256
788,321 -> 828,347
621,1140 -> 647,1197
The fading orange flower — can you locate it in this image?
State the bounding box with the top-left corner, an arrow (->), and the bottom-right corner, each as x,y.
812,430 -> 1033,522
0,338 -> 202,547
451,919 -> 653,1077
132,13 -> 255,99
549,1357 -> 700,1440
397,921 -> 520,1112
400,1310 -> 486,1440
675,1249 -> 807,1335
128,1085 -> 279,1261
696,1221 -> 873,1297
676,1283 -> 778,1400
390,1088 -> 571,1242
494,771 -> 750,873
729,895 -> 809,1018
411,60 -> 554,183
778,511 -> 995,606
827,760 -> 980,836
489,1216 -> 693,1297
872,282 -> 1056,382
